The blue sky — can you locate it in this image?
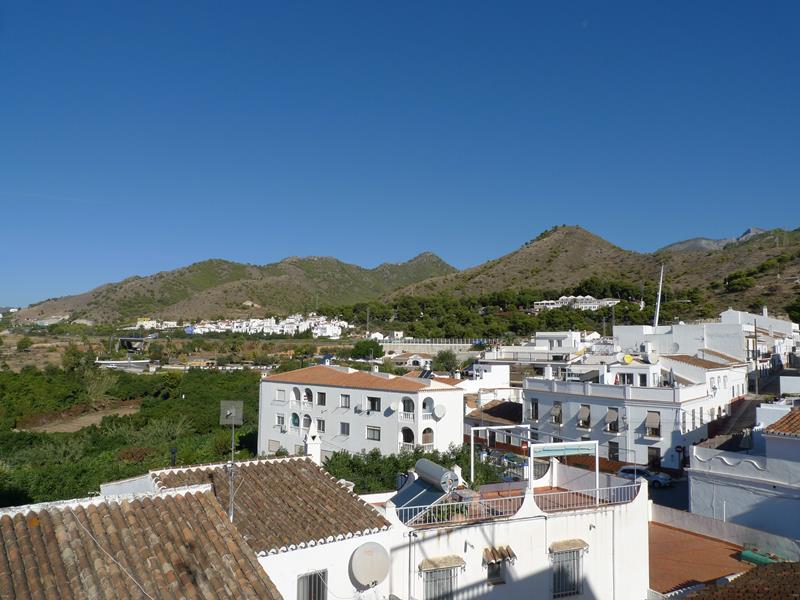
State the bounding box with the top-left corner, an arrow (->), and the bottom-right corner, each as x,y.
1,2 -> 799,306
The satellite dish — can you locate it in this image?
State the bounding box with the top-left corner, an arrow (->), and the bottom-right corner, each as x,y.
389,399 -> 400,412
433,404 -> 447,419
670,342 -> 680,353
350,542 -> 390,588
615,352 -> 625,362
645,350 -> 659,365
623,354 -> 634,364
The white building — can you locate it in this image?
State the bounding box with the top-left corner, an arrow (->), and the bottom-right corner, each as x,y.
532,295 -> 621,312
523,353 -> 748,469
389,352 -> 434,370
688,406 -> 800,538
258,365 -> 464,458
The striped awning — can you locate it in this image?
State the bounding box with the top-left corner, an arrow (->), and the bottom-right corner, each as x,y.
419,555 -> 465,571
483,545 -> 517,565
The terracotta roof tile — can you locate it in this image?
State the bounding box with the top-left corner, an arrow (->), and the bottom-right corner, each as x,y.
664,355 -> 730,370
764,409 -> 800,437
152,458 -> 390,554
264,365 -> 456,393
686,562 -> 800,599
0,490 -> 281,600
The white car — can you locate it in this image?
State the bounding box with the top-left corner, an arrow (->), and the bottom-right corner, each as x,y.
616,466 -> 672,488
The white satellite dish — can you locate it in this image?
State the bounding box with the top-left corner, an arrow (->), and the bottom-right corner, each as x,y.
350,542 -> 390,588
389,399 -> 400,412
433,404 -> 447,420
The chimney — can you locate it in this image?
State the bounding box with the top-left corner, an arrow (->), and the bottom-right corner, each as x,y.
762,306 -> 768,317
543,365 -> 554,380
372,364 -> 379,373
304,420 -> 322,466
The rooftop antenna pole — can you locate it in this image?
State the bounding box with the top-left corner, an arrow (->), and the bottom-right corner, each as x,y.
220,401 -> 243,523
653,265 -> 665,329
228,409 -> 235,522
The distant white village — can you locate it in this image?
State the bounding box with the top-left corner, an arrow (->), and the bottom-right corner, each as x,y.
132,313 -> 351,339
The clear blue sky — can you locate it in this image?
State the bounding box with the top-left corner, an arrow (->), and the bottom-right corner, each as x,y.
1,2 -> 799,307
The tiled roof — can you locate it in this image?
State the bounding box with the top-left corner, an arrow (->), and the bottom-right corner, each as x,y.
699,348 -> 747,365
0,490 -> 281,600
392,352 -> 433,360
152,458 -> 390,555
763,409 -> 800,437
685,562 -> 800,599
664,354 -> 729,370
264,365 -> 456,393
466,400 -> 522,425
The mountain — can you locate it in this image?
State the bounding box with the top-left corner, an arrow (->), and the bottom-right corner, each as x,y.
15,253 -> 456,324
657,227 -> 766,253
392,225 -> 800,316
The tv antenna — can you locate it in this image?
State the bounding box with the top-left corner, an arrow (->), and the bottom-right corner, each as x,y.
219,400 -> 243,522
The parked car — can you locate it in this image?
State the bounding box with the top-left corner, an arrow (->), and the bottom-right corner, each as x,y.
616,466 -> 672,488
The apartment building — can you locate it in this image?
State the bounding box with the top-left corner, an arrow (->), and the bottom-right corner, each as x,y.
523,355 -> 747,469
257,365 -> 464,458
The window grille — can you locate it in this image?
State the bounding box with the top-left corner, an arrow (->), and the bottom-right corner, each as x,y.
297,570 -> 327,600
423,567 -> 458,600
552,550 -> 583,598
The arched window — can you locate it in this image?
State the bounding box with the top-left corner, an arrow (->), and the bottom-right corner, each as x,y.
402,397 -> 415,413
293,387 -> 301,403
304,388 -> 313,403
422,398 -> 434,414
401,428 -> 414,443
422,428 -> 434,445
291,413 -> 300,427
302,414 -> 312,429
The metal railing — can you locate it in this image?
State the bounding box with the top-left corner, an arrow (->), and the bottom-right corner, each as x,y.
533,484 -> 638,513
399,411 -> 415,422
397,495 -> 525,526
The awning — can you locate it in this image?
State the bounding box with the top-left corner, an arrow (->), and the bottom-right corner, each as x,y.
483,545 -> 517,565
552,403 -> 562,418
645,411 -> 661,429
578,405 -> 590,422
419,556 -> 466,571
605,407 -> 619,424
549,539 -> 588,553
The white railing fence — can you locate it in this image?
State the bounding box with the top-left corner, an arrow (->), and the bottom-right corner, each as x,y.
533,484 -> 638,512
397,495 -> 525,526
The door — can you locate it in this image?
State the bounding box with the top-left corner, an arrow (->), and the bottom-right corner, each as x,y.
648,446 -> 661,469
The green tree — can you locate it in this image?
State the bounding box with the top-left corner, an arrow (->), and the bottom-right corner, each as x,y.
62,344 -> 84,372
351,339 -> 384,360
16,337 -> 32,353
786,298 -> 800,323
432,350 -> 458,372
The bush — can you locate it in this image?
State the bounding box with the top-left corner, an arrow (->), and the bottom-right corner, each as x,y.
16,337 -> 33,352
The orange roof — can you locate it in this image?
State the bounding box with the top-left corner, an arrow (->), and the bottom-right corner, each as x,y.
265,365 -> 455,393
764,409 -> 800,437
699,348 -> 747,365
664,354 -> 730,370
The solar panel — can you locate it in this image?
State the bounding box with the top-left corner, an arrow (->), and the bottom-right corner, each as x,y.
390,479 -> 446,523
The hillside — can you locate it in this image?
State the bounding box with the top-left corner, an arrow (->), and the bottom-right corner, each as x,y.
657,227 -> 765,253
393,225 -> 800,317
15,253 -> 455,324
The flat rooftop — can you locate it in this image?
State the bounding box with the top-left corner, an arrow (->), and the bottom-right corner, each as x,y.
649,523 -> 753,594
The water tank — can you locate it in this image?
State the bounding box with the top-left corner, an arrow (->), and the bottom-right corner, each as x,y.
415,458 -> 458,493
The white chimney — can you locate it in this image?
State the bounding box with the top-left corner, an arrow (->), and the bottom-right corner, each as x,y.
543,365 -> 554,380
304,421 -> 322,466
371,364 -> 379,373
762,306 -> 768,317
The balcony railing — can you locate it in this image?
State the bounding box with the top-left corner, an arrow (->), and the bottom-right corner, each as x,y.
399,442 -> 416,452
533,484 -> 638,513
397,495 -> 525,526
399,411 -> 415,422
422,412 -> 434,421
301,400 -> 313,411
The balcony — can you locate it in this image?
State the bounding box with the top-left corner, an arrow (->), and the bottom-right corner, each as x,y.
399,411 -> 415,422
422,412 -> 434,421
300,401 -> 313,411
397,494 -> 524,527
399,442 -> 416,452
532,484 -> 638,512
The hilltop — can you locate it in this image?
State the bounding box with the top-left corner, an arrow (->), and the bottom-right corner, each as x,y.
393,225 -> 800,316
15,252 -> 455,324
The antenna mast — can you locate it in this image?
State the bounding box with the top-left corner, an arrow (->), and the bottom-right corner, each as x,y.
653,265 -> 665,328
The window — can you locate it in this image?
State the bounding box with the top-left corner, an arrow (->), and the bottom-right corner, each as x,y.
302,414 -> 312,429
276,389 -> 286,402
551,401 -> 563,425
723,376 -> 728,389
552,549 -> 583,597
617,373 -> 633,385
340,422 -> 350,436
608,441 -> 619,461
577,404 -> 590,429
366,426 -> 381,441
317,392 -> 326,406
527,398 -> 539,421
367,397 -> 381,412
605,408 -> 619,433
580,435 -> 590,442
681,411 -> 686,434
297,570 -> 327,600
638,373 -> 648,387
648,446 -> 661,469
276,414 -> 285,427
339,394 -> 350,408
691,409 -> 696,429
291,413 -> 300,427
645,411 -> 661,438
316,418 -> 325,433
423,567 -> 458,600
487,562 -> 505,585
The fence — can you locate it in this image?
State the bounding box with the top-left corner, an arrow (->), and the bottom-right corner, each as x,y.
533,484 -> 638,513
397,495 -> 525,526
